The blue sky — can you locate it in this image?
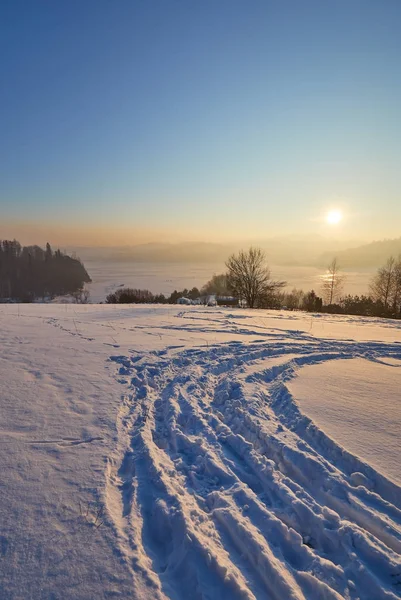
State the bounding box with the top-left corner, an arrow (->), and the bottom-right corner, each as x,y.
1,0 -> 401,245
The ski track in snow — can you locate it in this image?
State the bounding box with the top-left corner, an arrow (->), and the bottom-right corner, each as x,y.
105,320 -> 401,600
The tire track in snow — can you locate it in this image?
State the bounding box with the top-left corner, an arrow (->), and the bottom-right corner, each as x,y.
107,338 -> 401,599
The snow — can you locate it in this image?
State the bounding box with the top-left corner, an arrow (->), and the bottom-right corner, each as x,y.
289,358 -> 401,486
0,304 -> 401,599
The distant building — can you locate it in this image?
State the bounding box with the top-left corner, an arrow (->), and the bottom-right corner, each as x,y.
216,296 -> 239,307
206,295 -> 217,306
176,295 -> 240,307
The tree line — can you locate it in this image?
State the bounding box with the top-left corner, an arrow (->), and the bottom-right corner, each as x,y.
3,238 -> 399,319
305,255 -> 401,318
105,247 -> 401,319
0,239 -> 91,302
105,286 -> 202,304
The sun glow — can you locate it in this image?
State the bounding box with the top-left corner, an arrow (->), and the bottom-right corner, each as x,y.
326,209 -> 343,225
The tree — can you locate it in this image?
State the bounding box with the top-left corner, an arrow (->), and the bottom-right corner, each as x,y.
72,288 -> 90,304
187,287 -> 200,300
339,294 -> 376,316
167,289 -> 183,304
153,293 -> 167,304
283,288 -> 305,310
370,255 -> 401,317
321,258 -> 345,305
105,288 -> 155,304
225,247 -> 285,309
392,257 -> 401,317
45,242 -> 52,261
302,290 -> 323,312
201,274 -> 230,296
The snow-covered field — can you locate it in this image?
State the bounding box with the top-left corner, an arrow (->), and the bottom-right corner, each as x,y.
0,305 -> 401,599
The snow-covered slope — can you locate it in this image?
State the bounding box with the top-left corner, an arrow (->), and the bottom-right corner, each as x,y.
289,357 -> 401,486
0,305 -> 400,599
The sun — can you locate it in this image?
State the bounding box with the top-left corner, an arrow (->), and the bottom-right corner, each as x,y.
326,209 -> 342,225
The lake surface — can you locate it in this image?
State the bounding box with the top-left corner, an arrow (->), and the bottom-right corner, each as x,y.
84,260 -> 374,303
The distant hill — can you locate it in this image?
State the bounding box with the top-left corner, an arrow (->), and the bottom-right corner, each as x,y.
109,242 -> 228,263
74,236 -> 360,267
319,237 -> 401,268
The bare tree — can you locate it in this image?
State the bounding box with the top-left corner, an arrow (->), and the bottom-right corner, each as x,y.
370,256 -> 401,316
80,289 -> 90,304
226,247 -> 285,308
392,257 -> 401,317
284,288 -> 305,310
321,258 -> 345,305
201,273 -> 230,296
72,288 -> 90,304
369,256 -> 395,310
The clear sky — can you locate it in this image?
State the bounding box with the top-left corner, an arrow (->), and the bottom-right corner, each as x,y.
1,0 -> 401,246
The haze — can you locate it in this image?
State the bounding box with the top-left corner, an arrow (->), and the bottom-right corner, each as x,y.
1,1 -> 401,248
